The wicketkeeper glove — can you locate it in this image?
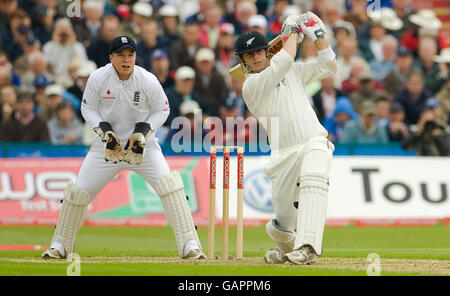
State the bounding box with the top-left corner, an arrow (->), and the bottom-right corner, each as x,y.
281,15 -> 304,44
298,12 -> 327,42
123,122 -> 153,165
94,122 -> 126,163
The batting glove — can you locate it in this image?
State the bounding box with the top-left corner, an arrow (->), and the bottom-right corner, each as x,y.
298,12 -> 327,42
281,15 -> 304,44
123,122 -> 153,165
94,122 -> 126,163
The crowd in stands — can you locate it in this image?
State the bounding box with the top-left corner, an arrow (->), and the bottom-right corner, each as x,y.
0,0 -> 449,156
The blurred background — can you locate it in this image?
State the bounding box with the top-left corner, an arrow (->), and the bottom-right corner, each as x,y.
0,0 -> 449,227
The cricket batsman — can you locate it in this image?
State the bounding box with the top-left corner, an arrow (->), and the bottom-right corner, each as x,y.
235,12 -> 336,264
42,36 -> 205,260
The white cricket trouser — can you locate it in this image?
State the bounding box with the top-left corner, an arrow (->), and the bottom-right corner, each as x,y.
264,136 -> 334,232
75,142 -> 170,200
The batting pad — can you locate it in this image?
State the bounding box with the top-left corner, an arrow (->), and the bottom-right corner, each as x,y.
152,171 -> 202,258
266,219 -> 295,254
52,182 -> 90,255
294,174 -> 329,255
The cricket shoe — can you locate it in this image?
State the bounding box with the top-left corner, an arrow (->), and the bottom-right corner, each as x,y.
183,240 -> 206,260
283,245 -> 318,265
42,248 -> 66,259
264,248 -> 287,264
184,249 -> 207,260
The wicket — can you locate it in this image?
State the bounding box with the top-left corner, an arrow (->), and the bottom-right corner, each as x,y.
208,146 -> 244,260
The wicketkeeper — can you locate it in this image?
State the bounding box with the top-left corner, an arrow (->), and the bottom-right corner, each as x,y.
42,36 -> 205,260
235,12 -> 336,264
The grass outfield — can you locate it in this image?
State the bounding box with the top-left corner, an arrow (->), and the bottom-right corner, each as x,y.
0,225 -> 449,276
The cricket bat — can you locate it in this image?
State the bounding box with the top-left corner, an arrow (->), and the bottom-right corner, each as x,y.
228,35 -> 285,80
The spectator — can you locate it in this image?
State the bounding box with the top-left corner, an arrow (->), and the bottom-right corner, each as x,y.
0,51 -> 21,87
228,0 -> 257,35
335,37 -> 359,89
392,0 -> 416,37
394,70 -> 432,125
164,66 -> 207,127
40,83 -> 79,121
267,0 -> 290,38
0,0 -> 18,32
13,35 -> 42,78
386,101 -> 410,142
87,15 -> 120,68
341,100 -> 389,143
119,2 -> 153,41
435,71 -> 450,124
423,97 -> 447,128
332,20 -> 356,52
369,35 -> 398,81
0,85 -> 17,122
224,76 -> 246,118
349,70 -> 386,113
136,19 -> 165,72
31,4 -> 54,45
402,99 -> 450,156
312,76 -> 346,123
376,94 -> 392,128
0,91 -> 50,142
67,60 -> 97,121
214,22 -> 236,86
358,19 -> 388,63
343,0 -> 369,32
401,10 -> 449,55
193,48 -> 228,116
358,7 -> 403,47
323,96 -> 359,143
412,37 -> 446,94
248,14 -> 270,40
383,46 -> 414,97
198,4 -> 222,49
1,9 -> 32,62
169,22 -> 203,70
219,96 -> 247,144
0,66 -> 12,89
72,0 -> 104,48
43,18 -> 87,88
47,101 -> 83,144
165,99 -> 206,144
39,83 -> 64,121
150,49 -> 174,91
185,0 -> 214,25
67,57 -> 83,87
19,51 -> 52,90
158,4 -> 182,52
32,74 -> 52,117
323,1 -> 342,29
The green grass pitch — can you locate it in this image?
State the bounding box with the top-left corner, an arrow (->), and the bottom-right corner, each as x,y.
0,225 -> 449,276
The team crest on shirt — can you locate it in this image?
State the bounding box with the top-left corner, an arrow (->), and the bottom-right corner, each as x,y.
133,91 -> 140,105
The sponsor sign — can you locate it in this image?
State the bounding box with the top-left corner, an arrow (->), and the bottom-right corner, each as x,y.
0,157 -> 209,226
0,156 -> 448,226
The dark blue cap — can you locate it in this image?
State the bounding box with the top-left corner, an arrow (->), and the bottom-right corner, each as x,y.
33,75 -> 51,88
108,36 -> 137,55
424,97 -> 440,109
151,49 -> 168,60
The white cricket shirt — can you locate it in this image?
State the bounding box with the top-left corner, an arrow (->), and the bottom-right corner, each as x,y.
242,48 -> 337,151
81,63 -> 170,147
